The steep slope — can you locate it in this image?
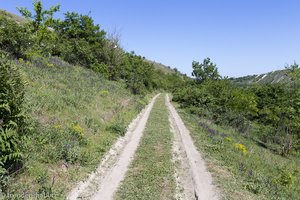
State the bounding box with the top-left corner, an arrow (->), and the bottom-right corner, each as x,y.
0,8 -> 189,199
230,69 -> 290,85
0,9 -> 26,24
0,9 -> 183,78
175,107 -> 300,200
145,59 -> 177,74
7,57 -> 148,199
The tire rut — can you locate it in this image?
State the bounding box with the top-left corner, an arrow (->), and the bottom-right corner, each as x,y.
67,94 -> 160,200
166,94 -> 219,200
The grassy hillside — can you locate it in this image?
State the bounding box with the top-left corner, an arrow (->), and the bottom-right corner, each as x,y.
2,2 -> 299,200
6,57 -> 148,199
0,4 -> 188,197
1,8 -> 178,77
172,58 -> 300,199
230,69 -> 290,85
145,59 -> 177,74
176,105 -> 300,200
0,9 -> 26,24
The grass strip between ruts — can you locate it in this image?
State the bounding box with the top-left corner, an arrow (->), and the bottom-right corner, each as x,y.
115,94 -> 176,200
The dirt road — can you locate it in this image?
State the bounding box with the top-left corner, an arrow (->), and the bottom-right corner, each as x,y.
67,94 -> 160,200
166,94 -> 219,200
68,94 -> 218,200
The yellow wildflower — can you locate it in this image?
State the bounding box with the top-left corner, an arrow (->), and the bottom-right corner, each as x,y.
235,143 -> 247,155
18,58 -> 24,63
72,124 -> 84,138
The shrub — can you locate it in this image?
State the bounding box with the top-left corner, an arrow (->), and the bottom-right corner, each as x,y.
0,54 -> 26,129
0,128 -> 23,169
107,121 -> 127,136
34,124 -> 84,164
70,124 -> 86,144
92,63 -> 110,78
0,166 -> 9,192
137,99 -> 147,111
0,54 -> 26,170
54,12 -> 106,68
0,14 -> 31,58
36,169 -> 53,196
26,52 -> 50,68
273,166 -> 298,187
60,141 -> 81,164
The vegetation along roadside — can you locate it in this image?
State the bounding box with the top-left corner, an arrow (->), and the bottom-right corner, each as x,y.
172,57 -> 300,199
1,0 -> 300,199
0,0 -> 185,198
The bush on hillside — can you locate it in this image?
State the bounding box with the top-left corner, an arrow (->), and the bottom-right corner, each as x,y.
0,54 -> 26,172
0,13 -> 31,58
54,12 -> 106,67
173,59 -> 300,156
1,1 -> 188,98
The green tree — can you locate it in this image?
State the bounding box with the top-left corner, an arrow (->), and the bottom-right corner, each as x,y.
17,0 -> 60,55
192,57 -> 220,83
102,30 -> 124,79
250,81 -> 300,156
281,62 -> 300,155
54,12 -> 106,67
121,53 -> 155,94
17,0 -> 60,32
0,13 -> 31,58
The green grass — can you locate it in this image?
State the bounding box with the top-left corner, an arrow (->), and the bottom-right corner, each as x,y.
115,94 -> 176,200
175,103 -> 300,200
146,59 -> 176,74
6,58 -> 147,199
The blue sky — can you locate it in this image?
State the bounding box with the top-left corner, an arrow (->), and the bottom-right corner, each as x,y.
1,0 -> 300,77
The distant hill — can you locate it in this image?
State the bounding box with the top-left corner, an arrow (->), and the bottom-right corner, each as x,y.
145,59 -> 180,74
0,9 -> 26,24
229,69 -> 291,85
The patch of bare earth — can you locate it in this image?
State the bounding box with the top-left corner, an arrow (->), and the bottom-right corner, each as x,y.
67,94 -> 160,200
170,115 -> 195,200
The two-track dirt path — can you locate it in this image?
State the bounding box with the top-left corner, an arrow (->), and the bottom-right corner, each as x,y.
67,94 -> 219,200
